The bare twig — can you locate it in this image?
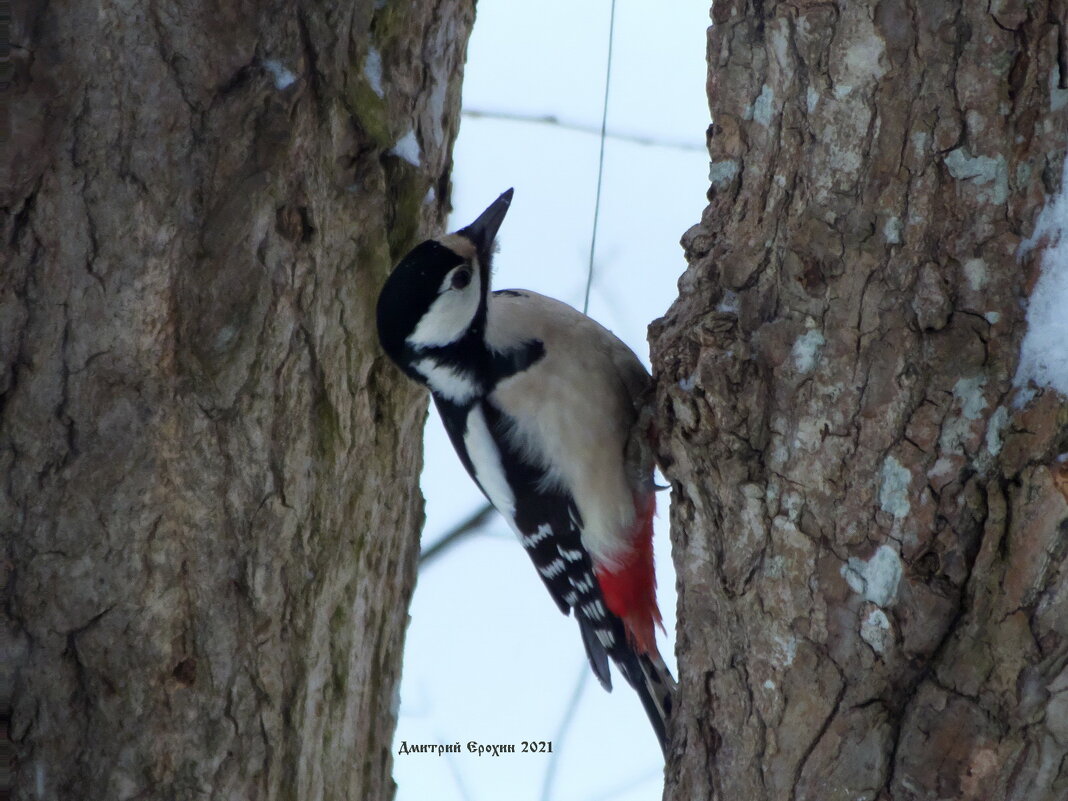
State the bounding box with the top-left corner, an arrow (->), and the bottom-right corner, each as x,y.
539,663 -> 591,801
419,503 -> 496,567
461,108 -> 705,153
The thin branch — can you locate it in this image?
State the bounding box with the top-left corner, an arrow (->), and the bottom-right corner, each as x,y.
583,0 -> 616,315
437,730 -> 476,801
461,108 -> 705,153
419,503 -> 496,567
539,663 -> 590,801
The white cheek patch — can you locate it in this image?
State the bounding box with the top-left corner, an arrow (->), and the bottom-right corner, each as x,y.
414,359 -> 479,404
463,406 -> 516,518
406,266 -> 480,348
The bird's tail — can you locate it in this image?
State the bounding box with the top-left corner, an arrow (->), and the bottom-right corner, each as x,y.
577,607 -> 676,754
616,646 -> 676,754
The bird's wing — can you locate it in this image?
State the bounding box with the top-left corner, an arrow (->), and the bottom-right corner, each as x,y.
435,390 -> 626,690
485,289 -> 651,568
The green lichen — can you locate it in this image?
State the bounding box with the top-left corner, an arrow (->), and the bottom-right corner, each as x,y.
347,80 -> 393,150
383,160 -> 427,262
370,2 -> 407,50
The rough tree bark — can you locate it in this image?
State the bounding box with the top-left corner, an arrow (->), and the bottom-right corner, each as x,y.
653,2 -> 1068,799
2,2 -> 474,799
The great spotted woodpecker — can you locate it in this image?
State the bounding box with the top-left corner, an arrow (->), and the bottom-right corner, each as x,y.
376,189 -> 675,751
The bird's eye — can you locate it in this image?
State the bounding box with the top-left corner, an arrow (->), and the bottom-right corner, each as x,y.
451,267 -> 472,290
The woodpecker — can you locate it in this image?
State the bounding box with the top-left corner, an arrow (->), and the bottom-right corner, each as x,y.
376,189 -> 675,752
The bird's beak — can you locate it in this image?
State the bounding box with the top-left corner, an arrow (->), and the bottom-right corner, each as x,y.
459,188 -> 514,254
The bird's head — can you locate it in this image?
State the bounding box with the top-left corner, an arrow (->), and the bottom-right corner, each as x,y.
376,188 -> 513,370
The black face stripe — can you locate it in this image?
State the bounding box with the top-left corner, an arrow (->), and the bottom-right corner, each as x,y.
376,240 -> 467,366
413,336 -> 544,394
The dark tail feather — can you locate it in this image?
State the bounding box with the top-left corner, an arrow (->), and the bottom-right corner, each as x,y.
577,615 -> 675,753
616,649 -> 676,754
578,619 -> 613,691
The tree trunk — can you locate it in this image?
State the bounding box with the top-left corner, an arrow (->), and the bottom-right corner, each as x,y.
653,2 -> 1068,799
2,2 -> 473,799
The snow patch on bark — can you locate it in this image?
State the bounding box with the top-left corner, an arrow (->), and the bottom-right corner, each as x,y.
985,406 -> 1009,457
364,48 -> 384,97
879,455 -> 911,519
860,607 -> 892,653
709,159 -> 739,188
792,328 -> 825,373
1014,155 -> 1068,399
963,258 -> 988,290
746,85 -> 775,127
843,35 -> 888,85
943,149 -> 1009,205
264,60 -> 297,90
841,544 -> 902,607
883,216 -> 902,244
1050,64 -> 1068,112
939,376 -> 988,452
716,289 -> 740,313
772,633 -> 797,667
391,129 -> 422,167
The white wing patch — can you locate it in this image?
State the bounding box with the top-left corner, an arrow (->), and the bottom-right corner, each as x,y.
558,546 -> 584,562
522,524 -> 553,548
582,600 -> 606,620
463,405 -> 516,518
595,628 -> 615,648
538,559 -> 566,579
414,359 -> 479,404
570,575 -> 595,593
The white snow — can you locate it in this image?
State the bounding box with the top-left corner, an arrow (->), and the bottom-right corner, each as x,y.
747,84 -> 775,127
860,607 -> 892,653
985,406 -> 1009,456
390,128 -> 422,167
963,257 -> 988,291
1051,64 -> 1068,112
883,216 -> 902,244
841,544 -> 903,607
878,455 -> 911,519
954,375 -> 989,420
708,159 -> 739,188
943,148 -> 1009,205
364,47 -> 384,97
771,632 -> 797,667
806,87 -> 819,113
716,289 -> 740,313
1014,154 -> 1068,399
792,328 -> 825,373
263,59 -> 297,90
939,375 -> 988,453
842,35 -> 887,85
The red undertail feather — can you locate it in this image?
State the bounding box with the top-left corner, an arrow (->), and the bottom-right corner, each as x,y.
595,493 -> 662,655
